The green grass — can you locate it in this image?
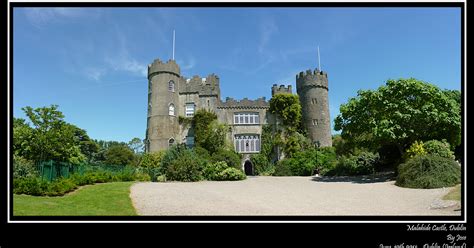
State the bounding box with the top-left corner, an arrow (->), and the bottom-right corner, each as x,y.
443,184 -> 461,201
14,182 -> 137,216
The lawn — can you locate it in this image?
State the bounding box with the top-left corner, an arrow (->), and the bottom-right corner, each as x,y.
14,182 -> 137,216
443,184 -> 461,201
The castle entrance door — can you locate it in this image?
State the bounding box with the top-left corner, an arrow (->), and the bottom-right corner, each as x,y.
244,160 -> 253,176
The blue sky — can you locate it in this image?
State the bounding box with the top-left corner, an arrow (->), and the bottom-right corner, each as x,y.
13,7 -> 461,142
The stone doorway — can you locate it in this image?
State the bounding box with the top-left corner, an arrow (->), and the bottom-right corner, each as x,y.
244,160 -> 253,176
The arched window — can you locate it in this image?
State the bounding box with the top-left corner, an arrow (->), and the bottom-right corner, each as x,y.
168,138 -> 175,147
168,80 -> 175,92
169,104 -> 175,116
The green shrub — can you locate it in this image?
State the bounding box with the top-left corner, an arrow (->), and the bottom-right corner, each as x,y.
139,151 -> 165,169
46,178 -> 77,196
194,146 -> 212,161
13,177 -> 49,196
405,141 -> 427,159
156,175 -> 167,182
396,155 -> 461,189
203,161 -> 228,180
424,140 -> 455,160
215,167 -> 246,181
324,152 -> 379,176
13,155 -> 38,179
288,154 -> 315,176
211,149 -> 241,170
250,154 -> 274,176
165,149 -> 204,182
274,159 -> 293,176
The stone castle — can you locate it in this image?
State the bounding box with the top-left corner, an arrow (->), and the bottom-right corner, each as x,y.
144,58 -> 332,173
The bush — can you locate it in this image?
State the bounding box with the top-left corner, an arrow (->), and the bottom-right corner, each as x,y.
274,159 -> 293,176
405,141 -> 427,159
13,177 -> 49,196
194,146 -> 212,161
139,151 -> 165,169
211,149 -> 241,170
156,175 -> 167,182
215,167 -> 246,181
46,178 -> 77,196
396,155 -> 461,189
250,154 -> 274,176
424,140 -> 455,160
165,149 -> 204,182
324,152 -> 379,176
203,161 -> 228,181
13,155 -> 38,179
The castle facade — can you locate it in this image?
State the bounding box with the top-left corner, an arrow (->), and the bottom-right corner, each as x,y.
145,58 -> 332,170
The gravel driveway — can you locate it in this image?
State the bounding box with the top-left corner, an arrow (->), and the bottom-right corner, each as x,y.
130,175 -> 461,216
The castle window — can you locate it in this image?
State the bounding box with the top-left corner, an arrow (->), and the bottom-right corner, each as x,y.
169,104 -> 175,116
234,113 -> 260,125
312,119 -> 319,126
168,80 -> 175,92
312,98 -> 318,104
185,103 -> 195,117
168,138 -> 175,147
234,134 -> 260,153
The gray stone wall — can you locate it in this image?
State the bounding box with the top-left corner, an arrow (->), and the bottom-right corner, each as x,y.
146,60 -> 181,152
296,68 -> 332,147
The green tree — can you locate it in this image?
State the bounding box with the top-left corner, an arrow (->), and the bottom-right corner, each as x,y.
13,117 -> 33,158
19,105 -> 86,164
334,78 -> 461,158
128,137 -> 144,154
67,124 -> 99,163
104,145 -> 136,166
192,109 -> 227,154
269,93 -> 302,133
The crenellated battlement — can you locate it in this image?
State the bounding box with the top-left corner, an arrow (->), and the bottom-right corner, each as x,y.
271,84 -> 292,96
179,73 -> 221,97
296,68 -> 327,80
148,59 -> 180,78
296,68 -> 328,91
218,96 -> 269,109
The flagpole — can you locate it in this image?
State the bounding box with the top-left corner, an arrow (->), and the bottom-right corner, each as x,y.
172,30 -> 175,60
317,45 -> 321,71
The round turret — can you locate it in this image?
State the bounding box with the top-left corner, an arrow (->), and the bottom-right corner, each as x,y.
145,59 -> 181,152
296,68 -> 332,147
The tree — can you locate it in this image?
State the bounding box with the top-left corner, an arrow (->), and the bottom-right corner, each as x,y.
192,109 -> 227,154
19,105 -> 86,164
334,78 -> 461,158
104,145 -> 136,166
13,117 -> 33,158
269,93 -> 302,133
128,137 -> 144,154
67,124 -> 99,163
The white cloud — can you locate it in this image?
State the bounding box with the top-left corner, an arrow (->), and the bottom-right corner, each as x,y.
23,8 -> 99,28
84,67 -> 107,81
258,17 -> 278,54
179,57 -> 196,70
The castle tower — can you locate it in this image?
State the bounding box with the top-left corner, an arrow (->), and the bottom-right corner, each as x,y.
145,59 -> 181,152
296,68 -> 332,147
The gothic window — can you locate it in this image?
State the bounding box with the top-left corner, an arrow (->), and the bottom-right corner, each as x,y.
168,138 -> 175,147
234,134 -> 260,153
168,80 -> 175,92
312,98 -> 318,104
169,104 -> 175,116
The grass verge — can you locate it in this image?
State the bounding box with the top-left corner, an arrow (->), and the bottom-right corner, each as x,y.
443,184 -> 461,201
14,182 -> 137,216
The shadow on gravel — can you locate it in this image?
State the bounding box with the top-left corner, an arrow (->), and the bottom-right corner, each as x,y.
311,172 -> 396,184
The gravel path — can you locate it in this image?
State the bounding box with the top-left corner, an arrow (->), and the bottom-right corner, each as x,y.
130,176 -> 461,216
